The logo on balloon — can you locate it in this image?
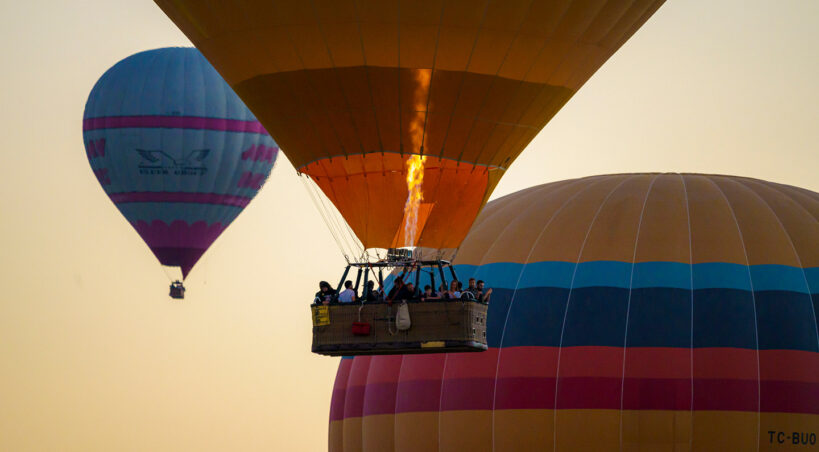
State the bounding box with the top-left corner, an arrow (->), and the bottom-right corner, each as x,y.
135,149 -> 210,176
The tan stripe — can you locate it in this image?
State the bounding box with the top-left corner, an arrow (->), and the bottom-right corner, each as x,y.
362,413 -> 395,452
634,174 -> 691,263
394,412 -> 439,452
356,409 -> 819,451
329,420 -> 344,452
342,416 -> 362,452
685,175 -> 749,265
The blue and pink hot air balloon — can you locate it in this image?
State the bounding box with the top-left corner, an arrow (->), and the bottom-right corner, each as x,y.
83,47 -> 278,286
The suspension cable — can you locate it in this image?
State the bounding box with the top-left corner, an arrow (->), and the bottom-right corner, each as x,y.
299,173 -> 365,262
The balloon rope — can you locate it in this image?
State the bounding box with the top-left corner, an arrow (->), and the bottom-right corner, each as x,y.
310,175 -> 365,260
306,175 -> 360,260
299,175 -> 363,262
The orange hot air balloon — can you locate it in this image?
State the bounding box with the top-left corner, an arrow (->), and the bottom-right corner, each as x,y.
154,0 -> 666,255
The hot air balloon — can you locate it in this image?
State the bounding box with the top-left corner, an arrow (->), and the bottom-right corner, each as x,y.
83,47 -> 278,297
330,173 -> 819,451
153,0 -> 666,258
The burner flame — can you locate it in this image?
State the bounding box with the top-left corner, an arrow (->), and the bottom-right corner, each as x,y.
402,154 -> 427,247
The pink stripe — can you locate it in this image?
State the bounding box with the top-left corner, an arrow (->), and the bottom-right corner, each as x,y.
110,192 -> 250,207
329,359 -> 353,422
83,115 -> 267,134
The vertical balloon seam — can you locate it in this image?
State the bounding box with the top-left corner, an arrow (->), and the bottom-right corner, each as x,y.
392,355 -> 406,452
418,2 -> 447,159
455,0 -> 532,165
482,1 -> 584,169
733,178 -> 819,352
706,176 -> 762,449
435,1 -> 490,162
552,175 -> 634,451
473,180 -> 577,267
316,3 -> 367,162
618,174 -> 660,449
335,358 -> 353,451
209,56 -> 240,251
680,173 -> 696,451
764,182 -> 819,223
477,0 -> 574,168
489,176 -> 602,450
121,52 -> 160,215
120,52 -> 162,242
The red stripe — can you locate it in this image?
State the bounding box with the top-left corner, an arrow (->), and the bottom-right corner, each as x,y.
109,192 -> 251,207
493,377 -> 556,410
395,379 -> 442,413
761,380 -> 819,413
83,115 -> 267,134
373,377 -> 819,415
342,385 -> 366,419
362,382 -> 398,416
440,377 -> 495,411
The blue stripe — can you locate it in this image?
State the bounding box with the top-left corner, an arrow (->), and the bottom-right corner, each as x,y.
692,263 -> 752,291
750,264 -> 811,293
486,287 -> 817,351
807,267 -> 819,294
450,262 -> 818,294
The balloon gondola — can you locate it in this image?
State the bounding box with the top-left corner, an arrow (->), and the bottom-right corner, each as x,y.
169,280 -> 185,300
311,253 -> 488,356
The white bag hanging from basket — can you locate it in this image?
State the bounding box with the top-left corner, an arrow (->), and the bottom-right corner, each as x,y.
396,302 -> 412,331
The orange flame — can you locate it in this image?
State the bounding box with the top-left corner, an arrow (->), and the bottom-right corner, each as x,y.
402,154 -> 427,247
399,69 -> 432,248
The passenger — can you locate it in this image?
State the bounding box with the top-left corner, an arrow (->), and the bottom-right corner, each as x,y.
444,280 -> 461,300
391,280 -> 414,302
465,278 -> 479,298
364,281 -> 380,302
438,282 -> 447,295
314,281 -> 336,305
386,276 -> 404,301
421,284 -> 440,301
338,280 -> 357,303
405,282 -> 417,300
477,280 -> 493,303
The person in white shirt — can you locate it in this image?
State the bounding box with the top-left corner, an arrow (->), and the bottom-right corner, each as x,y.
338,280 -> 357,303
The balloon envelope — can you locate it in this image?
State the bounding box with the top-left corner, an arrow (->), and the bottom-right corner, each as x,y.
154,1 -> 665,252
83,47 -> 278,277
330,173 -> 819,450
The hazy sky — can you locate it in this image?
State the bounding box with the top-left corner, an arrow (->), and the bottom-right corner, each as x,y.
0,1 -> 816,450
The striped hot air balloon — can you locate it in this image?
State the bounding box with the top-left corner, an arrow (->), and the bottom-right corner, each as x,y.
153,1 -> 666,255
83,47 -> 278,279
330,173 -> 819,451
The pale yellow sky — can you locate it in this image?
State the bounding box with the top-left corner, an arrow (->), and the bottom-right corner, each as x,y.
0,1 -> 816,451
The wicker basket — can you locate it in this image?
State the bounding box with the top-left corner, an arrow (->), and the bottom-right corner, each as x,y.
311,300 -> 488,356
